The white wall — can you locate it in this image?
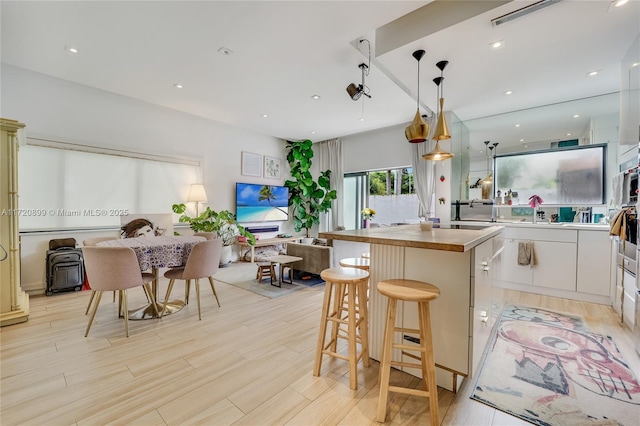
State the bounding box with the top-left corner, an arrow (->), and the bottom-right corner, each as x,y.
341,123 -> 415,173
2,64 -> 294,292
2,65 -> 289,211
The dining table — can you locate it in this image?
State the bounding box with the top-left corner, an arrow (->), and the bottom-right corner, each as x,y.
96,235 -> 205,319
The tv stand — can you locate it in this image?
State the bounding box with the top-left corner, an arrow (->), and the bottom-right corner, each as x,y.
240,236 -> 301,262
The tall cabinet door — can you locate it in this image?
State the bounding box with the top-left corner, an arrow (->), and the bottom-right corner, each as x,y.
1,118 -> 29,326
577,230 -> 612,296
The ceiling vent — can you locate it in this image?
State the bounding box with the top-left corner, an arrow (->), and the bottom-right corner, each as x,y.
491,0 -> 563,26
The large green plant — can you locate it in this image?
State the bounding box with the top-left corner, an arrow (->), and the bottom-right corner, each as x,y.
172,204 -> 255,246
284,139 -> 337,238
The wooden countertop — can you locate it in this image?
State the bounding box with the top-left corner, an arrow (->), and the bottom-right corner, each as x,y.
319,224 -> 503,253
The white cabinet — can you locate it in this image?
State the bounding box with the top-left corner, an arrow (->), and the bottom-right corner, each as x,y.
577,230 -> 612,296
614,265 -> 623,315
532,241 -> 576,291
496,228 -> 577,291
494,225 -> 613,302
623,285 -> 637,330
470,239 -> 495,376
494,238 -> 533,285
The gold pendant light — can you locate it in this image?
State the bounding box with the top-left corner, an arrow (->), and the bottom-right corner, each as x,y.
405,50 -> 429,143
423,60 -> 453,161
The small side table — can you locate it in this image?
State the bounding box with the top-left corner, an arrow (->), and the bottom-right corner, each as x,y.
263,255 -> 303,287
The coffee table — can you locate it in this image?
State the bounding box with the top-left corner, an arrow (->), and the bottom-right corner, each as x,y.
263,255 -> 303,287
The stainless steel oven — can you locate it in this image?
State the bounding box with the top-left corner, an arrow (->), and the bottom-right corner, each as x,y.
616,206 -> 637,263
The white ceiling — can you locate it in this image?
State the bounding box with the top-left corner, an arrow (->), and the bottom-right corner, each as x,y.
1,1 -> 639,153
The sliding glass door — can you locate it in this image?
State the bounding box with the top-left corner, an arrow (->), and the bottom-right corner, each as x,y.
344,172 -> 368,229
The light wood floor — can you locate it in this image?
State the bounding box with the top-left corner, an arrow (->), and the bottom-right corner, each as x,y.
1,264 -> 638,425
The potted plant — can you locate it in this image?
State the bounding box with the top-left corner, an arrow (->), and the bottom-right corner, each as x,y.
172,203 -> 255,266
284,139 -> 337,242
361,207 -> 376,228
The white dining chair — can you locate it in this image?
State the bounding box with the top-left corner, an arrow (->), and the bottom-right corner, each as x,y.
82,236 -> 119,314
161,239 -> 223,320
82,246 -> 159,337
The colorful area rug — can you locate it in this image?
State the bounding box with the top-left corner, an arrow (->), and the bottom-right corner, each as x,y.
471,305 -> 640,425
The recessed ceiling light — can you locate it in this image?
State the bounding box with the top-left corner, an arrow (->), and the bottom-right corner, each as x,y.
490,40 -> 504,49
520,139 -> 525,142
261,114 -> 268,118
632,62 -> 639,67
311,131 -> 316,134
173,83 -> 183,89
588,70 -> 599,76
615,0 -> 629,7
65,46 -> 79,54
217,47 -> 234,56
566,133 -> 572,136
505,90 -> 513,95
523,144 -> 528,148
515,124 -> 520,127
573,114 -> 580,118
359,117 -> 365,122
311,94 -> 321,100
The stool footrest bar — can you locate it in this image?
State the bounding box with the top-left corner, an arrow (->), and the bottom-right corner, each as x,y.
388,385 -> 430,398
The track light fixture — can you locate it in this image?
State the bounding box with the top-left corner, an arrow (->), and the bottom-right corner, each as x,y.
346,39 -> 372,101
423,60 -> 453,161
405,49 -> 429,143
346,63 -> 371,100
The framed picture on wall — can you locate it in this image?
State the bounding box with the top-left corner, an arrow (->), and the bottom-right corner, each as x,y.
263,156 -> 281,179
241,151 -> 262,177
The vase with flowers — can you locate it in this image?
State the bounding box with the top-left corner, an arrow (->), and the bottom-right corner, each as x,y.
361,207 -> 376,228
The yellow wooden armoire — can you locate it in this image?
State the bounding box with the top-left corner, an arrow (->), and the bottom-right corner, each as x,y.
0,118 -> 29,326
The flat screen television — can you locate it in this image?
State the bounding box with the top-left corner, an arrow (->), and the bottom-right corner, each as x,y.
236,183 -> 289,222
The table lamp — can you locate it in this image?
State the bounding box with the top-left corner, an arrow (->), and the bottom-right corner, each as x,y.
187,184 -> 207,216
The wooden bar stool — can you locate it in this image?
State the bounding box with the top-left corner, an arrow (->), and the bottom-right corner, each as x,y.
376,279 -> 440,424
338,257 -> 371,308
314,267 -> 370,390
339,257 -> 370,271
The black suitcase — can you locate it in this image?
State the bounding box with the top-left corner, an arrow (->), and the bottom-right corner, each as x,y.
46,238 -> 85,296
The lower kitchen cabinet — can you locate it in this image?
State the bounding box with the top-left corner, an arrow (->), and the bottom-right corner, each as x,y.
577,230 -> 612,296
494,226 -> 611,301
532,240 -> 577,291
494,238 -> 533,285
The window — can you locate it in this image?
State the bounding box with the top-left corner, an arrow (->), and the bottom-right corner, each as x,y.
494,144 -> 606,204
369,168 -> 415,195
18,141 -> 201,230
344,167 -> 420,229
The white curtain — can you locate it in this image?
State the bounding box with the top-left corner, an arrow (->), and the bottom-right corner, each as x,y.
412,115 -> 437,219
317,138 -> 343,232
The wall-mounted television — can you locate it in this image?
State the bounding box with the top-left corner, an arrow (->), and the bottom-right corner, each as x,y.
236,183 -> 289,222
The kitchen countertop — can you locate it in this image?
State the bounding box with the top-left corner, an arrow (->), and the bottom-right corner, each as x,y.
319,224 -> 503,253
451,220 -> 610,231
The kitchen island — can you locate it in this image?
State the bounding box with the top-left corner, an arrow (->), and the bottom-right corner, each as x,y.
319,224 -> 503,392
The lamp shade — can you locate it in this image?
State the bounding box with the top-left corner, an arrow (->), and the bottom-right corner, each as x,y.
187,184 -> 208,203
346,83 -> 362,100
405,110 -> 429,143
422,141 -> 454,161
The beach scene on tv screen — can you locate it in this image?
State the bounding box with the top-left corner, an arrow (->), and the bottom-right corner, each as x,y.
236,183 -> 289,222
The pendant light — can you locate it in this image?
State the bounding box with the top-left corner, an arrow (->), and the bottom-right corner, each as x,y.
405,49 -> 429,143
481,141 -> 494,184
423,60 -> 453,161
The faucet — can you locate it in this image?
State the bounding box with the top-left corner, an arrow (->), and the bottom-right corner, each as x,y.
470,198 -> 480,208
